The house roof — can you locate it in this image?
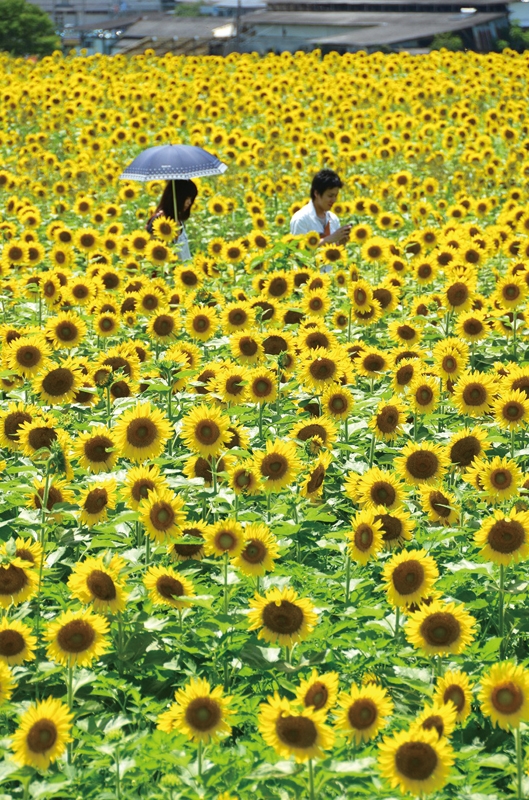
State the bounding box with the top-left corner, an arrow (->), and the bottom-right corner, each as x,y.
267,0 -> 508,7
116,15 -> 228,38
242,9 -> 505,40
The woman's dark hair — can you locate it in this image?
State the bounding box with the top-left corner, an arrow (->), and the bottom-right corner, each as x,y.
310,169 -> 343,200
158,179 -> 198,222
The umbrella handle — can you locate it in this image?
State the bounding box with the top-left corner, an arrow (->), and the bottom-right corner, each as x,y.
171,180 -> 177,222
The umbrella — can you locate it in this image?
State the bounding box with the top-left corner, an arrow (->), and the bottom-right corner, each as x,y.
119,144 -> 228,182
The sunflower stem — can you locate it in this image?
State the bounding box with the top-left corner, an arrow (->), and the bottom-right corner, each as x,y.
67,663 -> 74,764
499,563 -> 505,644
212,457 -> 218,522
145,534 -> 151,567
115,746 -> 122,800
344,553 -> 351,605
394,606 -> 400,637
413,413 -> 417,443
513,311 -> 518,361
511,428 -> 516,460
234,493 -> 239,521
368,433 -> 375,468
308,758 -> 315,800
344,418 -> 349,443
258,402 -> 265,442
284,646 -> 292,664
197,740 -> 203,779
515,727 -> 524,800
223,552 -> 229,616
105,385 -> 111,423
347,306 -> 352,342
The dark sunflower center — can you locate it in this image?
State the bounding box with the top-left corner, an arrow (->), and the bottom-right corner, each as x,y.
193,315 -> 209,333
0,564 -> 28,595
348,698 -> 377,729
85,435 -> 113,463
195,420 -> 220,446
216,531 -> 237,552
86,569 -> 116,601
487,519 -> 524,553
253,378 -> 272,397
504,402 -> 524,421
16,548 -> 35,564
262,599 -> 303,634
57,619 -> 96,653
392,560 -> 425,595
512,377 -> 529,398
260,454 -> 288,480
276,714 -> 317,748
306,333 -> 329,349
447,282 -> 468,306
150,501 -> 175,531
84,488 -> 108,514
490,469 -> 512,490
153,315 -> 174,336
463,318 -> 483,335
132,478 -> 156,502
330,395 -> 347,413
127,418 -> 157,448
377,406 -> 399,433
27,719 -> 58,753
4,410 -> 31,440
16,345 -> 41,367
196,370 -> 215,394
406,450 -> 439,479
41,368 -> 75,397
305,682 -> 328,710
239,337 -> 258,356
422,714 -> 444,738
226,376 -> 244,396
504,285 -> 520,300
228,309 -> 246,326
0,628 -> 25,656
420,612 -> 461,646
450,436 -> 480,467
416,386 -> 433,406
363,355 -> 385,373
442,356 -> 457,373
491,682 -> 523,715
396,741 -> 438,781
397,325 -> 415,341
355,523 -> 374,550
396,365 -> 414,386
307,465 -> 325,494
295,424 -> 327,443
309,358 -> 336,381
376,513 -> 402,543
185,697 -> 221,731
263,335 -> 288,355
370,481 -> 396,507
57,323 -> 77,341
462,383 -> 487,406
173,528 -> 204,558
242,539 -> 267,564
156,575 -> 184,599
269,277 -> 287,297
444,685 -> 465,712
429,491 -> 451,517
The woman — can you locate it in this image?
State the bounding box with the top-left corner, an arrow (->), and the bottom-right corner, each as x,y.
146,179 -> 198,261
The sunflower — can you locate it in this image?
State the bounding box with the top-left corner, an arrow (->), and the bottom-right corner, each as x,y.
9,536 -> 43,568
30,477 -> 74,516
152,215 -> 178,242
0,402 -> 37,451
204,519 -> 244,558
447,426 -> 489,469
231,523 -> 280,576
466,455 -> 522,502
479,662 -> 529,730
248,586 -> 318,647
406,599 -> 476,656
169,520 -> 209,562
11,697 -> 73,770
346,509 -> 384,564
420,487 -> 459,525
392,358 -> 419,394
0,556 -> 38,608
395,442 -> 449,487
78,480 -> 116,526
139,488 -> 186,545
0,661 -> 15,704
185,305 -> 218,342
220,301 -> 256,334
383,549 -> 439,608
115,402 -> 173,462
474,509 -> 529,566
300,452 -> 333,499
227,461 -> 262,496
157,677 -> 232,743
432,339 -> 469,382
356,347 -> 389,379
144,564 -> 195,609
375,506 -> 415,550
409,374 -> 440,416
453,371 -> 496,417
94,312 -> 120,338
74,426 -> 117,474
247,367 -> 277,405
265,684 -> 335,753
6,333 -> 51,377
301,347 -> 347,392
433,670 -> 473,724
369,397 -> 407,441
183,454 -> 230,486
254,439 -> 301,493
494,389 -> 529,430
378,727 -> 454,796
45,311 -> 87,349
62,277 -> 97,307
296,670 -> 339,713
494,275 -> 527,309
335,682 -> 394,744
180,403 -> 230,458
357,467 -> 406,511
455,310 -> 489,342
321,385 -> 354,420
32,357 -> 82,406
121,463 -> 167,510
67,555 -> 128,614
45,607 -> 110,667
289,416 -> 337,449
0,616 -> 37,666
412,701 -> 457,742
388,320 -> 422,347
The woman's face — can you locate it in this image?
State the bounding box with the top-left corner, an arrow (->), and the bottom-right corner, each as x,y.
183,196 -> 193,213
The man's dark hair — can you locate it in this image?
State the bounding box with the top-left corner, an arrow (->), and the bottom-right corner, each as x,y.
310,169 -> 343,200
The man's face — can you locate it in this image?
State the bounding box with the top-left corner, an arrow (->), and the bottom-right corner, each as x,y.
315,188 -> 339,211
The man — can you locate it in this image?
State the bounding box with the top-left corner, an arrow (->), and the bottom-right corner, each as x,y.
290,169 -> 351,246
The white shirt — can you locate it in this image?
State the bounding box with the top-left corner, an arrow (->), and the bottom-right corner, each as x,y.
290,200 -> 340,238
176,223 -> 191,262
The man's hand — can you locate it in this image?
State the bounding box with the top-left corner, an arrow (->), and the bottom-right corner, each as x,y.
321,225 -> 351,245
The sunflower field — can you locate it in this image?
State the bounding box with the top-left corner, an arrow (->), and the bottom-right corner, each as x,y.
1,43 -> 529,800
